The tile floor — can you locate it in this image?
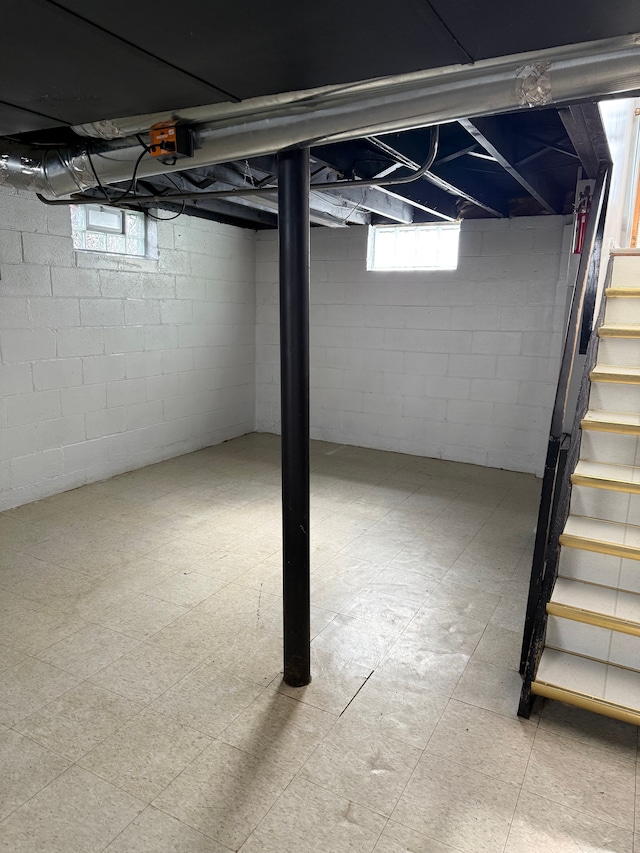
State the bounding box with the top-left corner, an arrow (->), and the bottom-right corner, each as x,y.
0,433 -> 638,852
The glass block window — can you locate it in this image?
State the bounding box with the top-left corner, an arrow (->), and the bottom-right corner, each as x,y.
367,222 -> 461,271
70,204 -> 147,257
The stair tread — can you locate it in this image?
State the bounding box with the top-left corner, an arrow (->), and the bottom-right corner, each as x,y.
591,364 -> 640,382
605,287 -> 640,297
573,459 -> 640,489
534,649 -> 640,718
564,514 -> 640,545
551,577 -> 640,626
599,325 -> 640,337
581,410 -> 640,434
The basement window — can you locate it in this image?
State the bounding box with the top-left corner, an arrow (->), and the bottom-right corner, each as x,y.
367,222 -> 460,271
70,204 -> 147,256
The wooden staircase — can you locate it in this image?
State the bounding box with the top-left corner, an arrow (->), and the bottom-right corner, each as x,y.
530,253 -> 640,725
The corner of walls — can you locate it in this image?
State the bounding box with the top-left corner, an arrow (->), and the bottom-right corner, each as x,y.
0,186 -> 257,510
255,216 -> 570,476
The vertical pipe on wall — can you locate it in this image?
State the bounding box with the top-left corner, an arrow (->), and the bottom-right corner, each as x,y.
278,147 -> 311,687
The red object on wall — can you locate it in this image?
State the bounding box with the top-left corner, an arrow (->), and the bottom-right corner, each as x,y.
573,182 -> 592,254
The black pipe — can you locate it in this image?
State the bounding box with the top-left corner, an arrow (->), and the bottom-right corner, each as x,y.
278,147 -> 311,688
35,128 -> 439,209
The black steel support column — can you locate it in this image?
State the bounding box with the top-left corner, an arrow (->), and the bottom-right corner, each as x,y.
278,147 -> 311,687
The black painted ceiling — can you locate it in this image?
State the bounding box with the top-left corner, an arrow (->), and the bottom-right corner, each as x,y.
1,0 -> 635,227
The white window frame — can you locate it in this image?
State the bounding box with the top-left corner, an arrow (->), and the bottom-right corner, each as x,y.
366,221 -> 461,272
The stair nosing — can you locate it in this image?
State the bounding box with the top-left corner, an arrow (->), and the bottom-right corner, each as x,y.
531,679 -> 640,727
546,600 -> 640,637
598,325 -> 640,338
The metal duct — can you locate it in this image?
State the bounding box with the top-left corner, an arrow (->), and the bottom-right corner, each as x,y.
1,33 -> 639,199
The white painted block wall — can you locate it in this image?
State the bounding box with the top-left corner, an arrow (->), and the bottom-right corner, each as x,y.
255,217 -> 571,475
0,188 -> 255,510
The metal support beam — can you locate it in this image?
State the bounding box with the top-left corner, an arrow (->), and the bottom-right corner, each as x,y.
459,116 -> 560,213
278,147 -> 311,688
365,135 -> 504,217
558,103 -> 612,179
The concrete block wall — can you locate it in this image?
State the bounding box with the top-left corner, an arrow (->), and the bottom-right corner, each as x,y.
0,187 -> 255,510
255,216 -> 571,475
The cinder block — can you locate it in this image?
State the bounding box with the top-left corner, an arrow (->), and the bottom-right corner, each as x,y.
36,415 -> 85,451
28,298 -> 80,328
80,299 -> 124,326
382,372 -> 423,396
161,348 -> 194,374
0,264 -> 51,297
518,380 -> 555,408
500,306 -> 554,332
45,205 -> 73,237
175,276 -> 207,301
0,363 -> 33,395
494,402 -> 549,432
22,233 -> 73,267
7,389 -> 60,426
406,307 -> 452,330
107,378 -> 146,408
472,331 -> 522,356
0,297 -> 29,328
100,271 -> 145,299
51,267 -> 100,298
158,249 -> 191,275
0,425 -> 37,462
448,354 -> 496,379
144,325 -> 178,351
60,383 -> 106,415
402,395 -> 447,420
0,230 -> 23,264
451,306 -> 499,331
496,355 -> 549,382
63,438 -> 110,473
125,351 -> 163,379
1,329 -> 56,362
403,353 -> 449,376
104,326 -> 144,354
159,299 -> 193,325
57,327 -> 104,357
470,378 -> 520,404
126,400 -> 164,430
11,448 -> 63,486
85,407 -> 127,439
33,358 -> 83,391
0,194 -> 47,232
146,374 -> 180,401
124,298 -> 160,325
482,228 -> 534,256
82,354 -> 126,385
446,398 -> 494,426
139,273 -> 176,299
534,226 -> 564,254
425,375 -> 470,400
384,329 -> 472,354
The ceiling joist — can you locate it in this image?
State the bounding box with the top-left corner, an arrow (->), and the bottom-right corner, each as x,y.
459,116 -> 560,214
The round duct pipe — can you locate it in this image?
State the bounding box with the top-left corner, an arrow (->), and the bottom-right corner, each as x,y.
1,33 -> 639,199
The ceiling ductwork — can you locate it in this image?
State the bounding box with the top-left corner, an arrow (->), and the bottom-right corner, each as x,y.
1,33 -> 639,200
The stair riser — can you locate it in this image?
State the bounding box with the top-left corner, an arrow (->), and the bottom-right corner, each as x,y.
546,614 -> 640,672
570,484 -> 640,525
596,338 -> 640,368
610,255 -> 640,288
589,382 -> 640,414
559,546 -> 640,594
579,430 -> 640,466
605,297 -> 640,325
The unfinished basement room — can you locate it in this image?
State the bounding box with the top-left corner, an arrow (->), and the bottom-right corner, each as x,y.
1,2 -> 640,851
